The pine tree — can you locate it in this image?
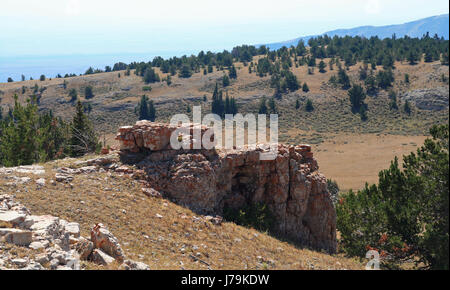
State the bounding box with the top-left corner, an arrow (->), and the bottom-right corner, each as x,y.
137,95 -> 150,120
222,74 -> 230,87
348,84 -> 366,112
70,101 -> 97,157
258,97 -> 268,115
69,89 -> 78,103
318,60 -> 326,73
305,99 -> 314,112
229,65 -> 237,79
403,100 -> 412,115
179,65 -> 192,78
148,100 -> 156,121
337,125 -> 449,269
338,68 -> 351,89
268,97 -> 276,114
302,83 -> 309,93
84,86 -> 94,99
211,83 -> 224,117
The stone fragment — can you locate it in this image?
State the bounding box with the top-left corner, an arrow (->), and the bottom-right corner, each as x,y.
90,224 -> 125,262
120,259 -> 150,270
65,222 -> 80,238
3,229 -> 33,246
0,211 -> 26,226
91,249 -> 115,265
76,239 -> 94,260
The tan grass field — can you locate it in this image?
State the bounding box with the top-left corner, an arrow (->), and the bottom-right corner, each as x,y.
314,134 -> 427,191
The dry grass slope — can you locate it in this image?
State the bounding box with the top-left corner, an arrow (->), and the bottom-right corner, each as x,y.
0,154 -> 363,270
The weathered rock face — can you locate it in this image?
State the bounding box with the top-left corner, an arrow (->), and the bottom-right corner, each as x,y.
402,87 -> 449,111
116,121 -> 337,253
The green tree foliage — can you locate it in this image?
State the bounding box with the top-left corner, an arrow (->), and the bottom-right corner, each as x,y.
211,83 -> 236,117
337,68 -> 351,90
84,86 -> 94,99
229,65 -> 237,79
179,65 -> 192,78
283,70 -> 299,92
136,95 -> 156,121
222,74 -> 230,87
268,97 -> 276,114
404,73 -> 410,84
302,82 -> 309,93
69,101 -> 98,157
389,90 -> 399,110
318,60 -> 326,73
68,89 -> 78,103
305,99 -> 314,112
258,97 -> 268,115
407,50 -> 420,65
223,202 -> 275,232
441,51 -> 449,65
327,179 -> 340,205
403,100 -> 412,115
143,67 -> 160,83
348,84 -> 366,112
224,92 -> 238,115
337,125 -> 449,269
7,77 -> 13,83
376,69 -> 395,89
40,75 -> 46,81
0,95 -> 70,166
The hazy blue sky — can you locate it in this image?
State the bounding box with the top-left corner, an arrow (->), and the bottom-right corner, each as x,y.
1,0 -> 449,57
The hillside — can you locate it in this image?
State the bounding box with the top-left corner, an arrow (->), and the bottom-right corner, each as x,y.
264,14 -> 450,50
1,54 -> 448,190
0,152 -> 363,270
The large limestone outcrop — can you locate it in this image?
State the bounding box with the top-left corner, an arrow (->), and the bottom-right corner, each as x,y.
116,121 -> 337,253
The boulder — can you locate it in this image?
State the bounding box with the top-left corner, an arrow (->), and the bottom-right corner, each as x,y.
0,211 -> 26,226
116,122 -> 338,253
91,249 -> 115,265
55,173 -> 73,183
2,229 -> 33,246
65,222 -> 80,238
76,239 -> 94,260
90,224 -> 125,262
121,259 -> 150,270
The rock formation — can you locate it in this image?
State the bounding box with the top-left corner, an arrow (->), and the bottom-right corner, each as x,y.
0,194 -> 149,270
116,121 -> 337,253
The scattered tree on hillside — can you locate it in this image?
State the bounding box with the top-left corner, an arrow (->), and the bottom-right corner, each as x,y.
229,65 -> 237,79
222,74 -> 230,87
70,101 -> 98,157
143,67 -> 160,83
302,83 -> 309,93
305,99 -> 314,112
348,84 -> 366,112
318,60 -> 326,73
69,89 -> 78,103
84,86 -> 94,99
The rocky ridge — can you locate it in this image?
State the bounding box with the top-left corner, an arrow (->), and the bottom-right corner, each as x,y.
116,121 -> 337,253
0,190 -> 149,270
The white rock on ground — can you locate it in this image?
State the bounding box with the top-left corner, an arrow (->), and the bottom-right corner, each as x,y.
0,179 -> 150,270
91,249 -> 115,265
0,211 -> 26,226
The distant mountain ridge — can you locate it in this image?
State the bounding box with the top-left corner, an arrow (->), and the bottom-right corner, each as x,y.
262,14 -> 449,50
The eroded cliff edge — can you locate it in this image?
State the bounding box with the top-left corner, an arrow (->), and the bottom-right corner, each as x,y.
116,121 -> 337,253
